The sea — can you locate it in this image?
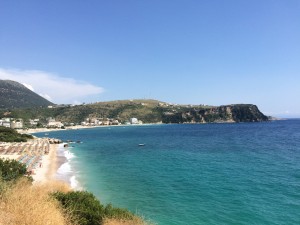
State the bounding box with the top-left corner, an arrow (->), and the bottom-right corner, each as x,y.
35,119 -> 300,225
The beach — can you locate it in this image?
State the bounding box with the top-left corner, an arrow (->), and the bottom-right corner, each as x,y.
0,138 -> 63,184
19,125 -> 107,134
6,126 -> 100,186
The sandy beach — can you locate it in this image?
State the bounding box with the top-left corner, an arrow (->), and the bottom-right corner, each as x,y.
19,125 -> 107,134
0,138 -> 62,184
31,144 -> 60,184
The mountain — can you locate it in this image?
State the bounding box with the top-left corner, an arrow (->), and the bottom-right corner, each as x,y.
0,80 -> 53,109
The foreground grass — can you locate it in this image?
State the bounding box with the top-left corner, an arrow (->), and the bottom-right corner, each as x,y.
0,178 -> 149,225
0,179 -> 72,225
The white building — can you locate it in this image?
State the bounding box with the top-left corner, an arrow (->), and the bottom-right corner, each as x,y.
47,121 -> 64,128
11,119 -> 23,129
29,118 -> 39,126
47,118 -> 63,128
0,118 -> 11,128
130,118 -> 139,124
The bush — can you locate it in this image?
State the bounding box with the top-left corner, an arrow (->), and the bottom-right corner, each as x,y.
53,191 -> 104,225
0,126 -> 33,142
0,158 -> 31,182
103,204 -> 136,220
53,191 -> 143,225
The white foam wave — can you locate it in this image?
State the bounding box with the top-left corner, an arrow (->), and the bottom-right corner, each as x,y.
64,150 -> 75,160
70,175 -> 80,189
56,143 -> 82,190
57,162 -> 72,174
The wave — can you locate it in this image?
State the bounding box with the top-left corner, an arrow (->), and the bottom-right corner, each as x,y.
56,143 -> 81,190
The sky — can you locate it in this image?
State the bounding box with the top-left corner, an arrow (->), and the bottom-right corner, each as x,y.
0,1 -> 299,117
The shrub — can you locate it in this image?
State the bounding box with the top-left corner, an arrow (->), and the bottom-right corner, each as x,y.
0,126 -> 33,142
0,158 -> 31,182
53,191 -> 144,225
53,191 -> 104,225
104,204 -> 136,220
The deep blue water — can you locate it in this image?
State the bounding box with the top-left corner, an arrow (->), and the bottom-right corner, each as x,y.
36,120 -> 300,225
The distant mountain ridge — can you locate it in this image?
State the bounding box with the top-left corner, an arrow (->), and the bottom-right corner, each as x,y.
3,99 -> 269,125
0,80 -> 53,109
0,80 -> 268,123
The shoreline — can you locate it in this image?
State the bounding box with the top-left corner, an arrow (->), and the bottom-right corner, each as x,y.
0,138 -> 67,186
31,143 -> 59,184
7,123 -> 161,187
19,123 -> 162,135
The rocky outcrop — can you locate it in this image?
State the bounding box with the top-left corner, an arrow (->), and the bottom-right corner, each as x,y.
162,104 -> 268,123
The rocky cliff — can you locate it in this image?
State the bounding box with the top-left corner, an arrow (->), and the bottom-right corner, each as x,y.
162,104 -> 268,123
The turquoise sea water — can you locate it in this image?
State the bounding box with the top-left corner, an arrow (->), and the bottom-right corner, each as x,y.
36,120 -> 300,225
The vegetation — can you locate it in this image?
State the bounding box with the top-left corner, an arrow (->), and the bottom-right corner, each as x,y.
53,191 -> 143,225
0,179 -> 72,225
0,158 -> 147,225
162,104 -> 268,123
0,158 -> 32,182
1,99 -> 268,126
0,126 -> 33,142
53,191 -> 104,225
0,79 -> 268,124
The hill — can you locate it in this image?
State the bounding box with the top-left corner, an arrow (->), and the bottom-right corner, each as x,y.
2,99 -> 269,125
0,80 -> 53,109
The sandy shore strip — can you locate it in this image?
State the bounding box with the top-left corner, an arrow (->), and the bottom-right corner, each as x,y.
19,125 -> 109,134
31,143 -> 61,184
0,138 -> 63,184
18,123 -> 154,135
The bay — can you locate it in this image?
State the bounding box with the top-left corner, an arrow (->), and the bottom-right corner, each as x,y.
35,120 -> 300,225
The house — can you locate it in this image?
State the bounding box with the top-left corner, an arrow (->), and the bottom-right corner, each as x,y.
0,118 -> 11,128
48,121 -> 64,128
29,118 -> 39,126
47,117 -> 63,128
130,118 -> 139,124
11,119 -> 24,129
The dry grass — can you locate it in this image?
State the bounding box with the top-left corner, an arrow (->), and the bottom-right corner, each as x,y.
0,179 -> 73,225
103,216 -> 154,225
103,218 -> 144,225
0,179 -> 150,225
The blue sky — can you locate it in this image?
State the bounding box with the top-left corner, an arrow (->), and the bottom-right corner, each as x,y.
0,1 -> 299,117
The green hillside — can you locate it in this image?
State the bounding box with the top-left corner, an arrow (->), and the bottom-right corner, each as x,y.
0,99 -> 268,126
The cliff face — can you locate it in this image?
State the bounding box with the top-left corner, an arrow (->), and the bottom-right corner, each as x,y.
162,104 -> 268,123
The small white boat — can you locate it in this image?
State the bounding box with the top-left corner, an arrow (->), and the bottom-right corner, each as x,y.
138,144 -> 145,146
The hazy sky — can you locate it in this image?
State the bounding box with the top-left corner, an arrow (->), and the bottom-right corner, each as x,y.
0,1 -> 299,117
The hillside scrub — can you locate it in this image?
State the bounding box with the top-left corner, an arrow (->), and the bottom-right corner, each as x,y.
2,100 -> 268,126
0,126 -> 33,142
53,191 -> 147,225
0,158 -> 31,182
0,178 -> 147,225
0,159 -> 147,225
